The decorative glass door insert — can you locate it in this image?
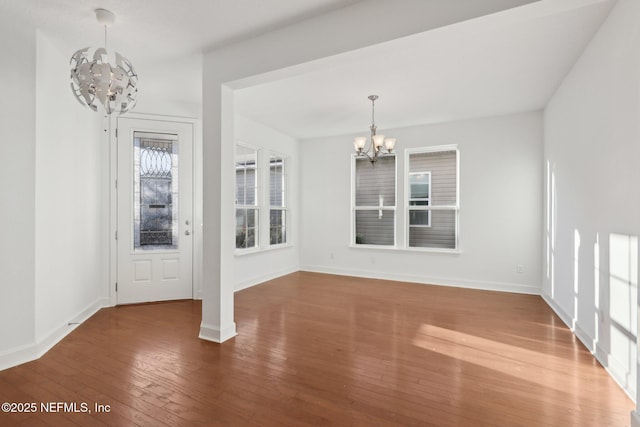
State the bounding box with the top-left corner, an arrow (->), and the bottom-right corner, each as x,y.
133,132 -> 179,250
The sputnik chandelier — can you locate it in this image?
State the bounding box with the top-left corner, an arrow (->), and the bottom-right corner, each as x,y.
353,95 -> 396,164
70,8 -> 138,115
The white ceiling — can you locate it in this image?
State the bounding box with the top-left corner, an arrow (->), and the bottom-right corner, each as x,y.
234,0 -> 616,139
2,0 -> 615,140
2,0 -> 362,61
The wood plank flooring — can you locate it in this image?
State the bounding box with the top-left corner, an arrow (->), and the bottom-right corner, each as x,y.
0,272 -> 634,426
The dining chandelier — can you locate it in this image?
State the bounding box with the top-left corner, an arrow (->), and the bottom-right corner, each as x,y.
353,95 -> 396,164
69,9 -> 138,115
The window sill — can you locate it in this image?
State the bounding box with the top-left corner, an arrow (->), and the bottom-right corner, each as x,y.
235,243 -> 294,257
347,244 -> 462,255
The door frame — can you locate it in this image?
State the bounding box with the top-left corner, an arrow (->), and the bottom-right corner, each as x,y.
109,113 -> 203,306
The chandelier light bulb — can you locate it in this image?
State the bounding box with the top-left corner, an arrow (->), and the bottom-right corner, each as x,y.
373,134 -> 385,148
384,138 -> 396,151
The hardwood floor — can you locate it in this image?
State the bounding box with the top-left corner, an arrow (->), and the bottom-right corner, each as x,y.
0,272 -> 634,426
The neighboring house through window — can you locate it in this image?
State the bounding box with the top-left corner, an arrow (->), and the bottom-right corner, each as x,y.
352,155 -> 396,246
408,170 -> 431,227
406,146 -> 458,250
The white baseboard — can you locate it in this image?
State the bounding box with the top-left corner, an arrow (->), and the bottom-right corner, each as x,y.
541,293 -> 574,328
300,265 -> 541,295
594,342 -> 609,365
541,292 -> 636,401
606,353 -> 637,400
574,323 -> 594,352
199,322 -> 237,343
0,343 -> 36,373
234,266 -> 298,292
0,297 -> 109,371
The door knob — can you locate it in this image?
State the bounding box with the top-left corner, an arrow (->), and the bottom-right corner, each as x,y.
185,230 -> 191,236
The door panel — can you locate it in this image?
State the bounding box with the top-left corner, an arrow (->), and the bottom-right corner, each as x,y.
117,117 -> 193,304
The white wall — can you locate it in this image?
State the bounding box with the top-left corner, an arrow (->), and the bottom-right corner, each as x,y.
133,54 -> 203,119
0,9 -> 37,359
34,31 -> 107,345
543,0 -> 640,400
300,112 -> 543,294
233,116 -> 299,290
203,0 -> 537,343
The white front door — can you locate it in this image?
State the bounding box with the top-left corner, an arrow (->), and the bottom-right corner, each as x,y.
116,117 -> 194,304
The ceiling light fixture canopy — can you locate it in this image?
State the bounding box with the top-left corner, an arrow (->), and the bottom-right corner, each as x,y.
353,95 -> 396,164
70,8 -> 138,115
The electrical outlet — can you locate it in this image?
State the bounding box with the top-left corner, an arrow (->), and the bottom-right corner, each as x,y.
516,264 -> 524,274
330,252 -> 334,260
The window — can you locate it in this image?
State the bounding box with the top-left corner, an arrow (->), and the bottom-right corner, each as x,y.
406,146 -> 458,250
269,154 -> 287,245
408,171 -> 431,227
352,156 -> 396,246
235,144 -> 291,253
235,144 -> 259,249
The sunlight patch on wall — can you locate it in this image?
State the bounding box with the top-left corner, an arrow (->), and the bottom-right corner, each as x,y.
608,233 -> 638,392
573,228 -> 581,330
594,232 -> 600,347
546,161 -> 550,280
545,161 -> 557,298
609,234 -> 638,333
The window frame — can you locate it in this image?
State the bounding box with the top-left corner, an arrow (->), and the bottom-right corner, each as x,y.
235,142 -> 260,252
269,152 -> 288,247
350,154 -> 398,248
408,171 -> 432,228
404,144 -> 460,252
